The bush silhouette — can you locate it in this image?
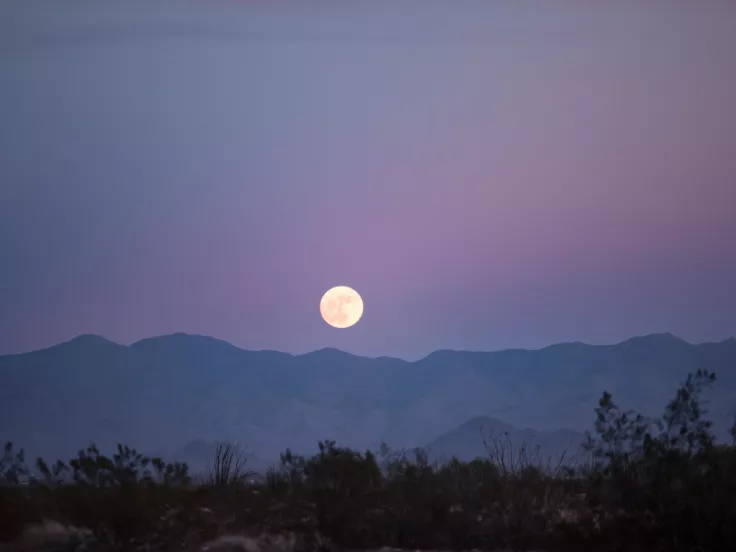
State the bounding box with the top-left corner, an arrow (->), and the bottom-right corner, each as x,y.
205,441 -> 257,487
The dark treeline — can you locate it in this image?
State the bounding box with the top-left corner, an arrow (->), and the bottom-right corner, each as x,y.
2,369 -> 735,552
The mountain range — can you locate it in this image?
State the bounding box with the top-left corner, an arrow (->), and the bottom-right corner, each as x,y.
1,332 -> 735,468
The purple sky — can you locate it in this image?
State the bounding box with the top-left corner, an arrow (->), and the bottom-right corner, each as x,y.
1,1 -> 735,360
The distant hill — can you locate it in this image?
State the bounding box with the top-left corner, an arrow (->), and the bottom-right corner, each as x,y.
1,332 -> 735,464
424,416 -> 586,467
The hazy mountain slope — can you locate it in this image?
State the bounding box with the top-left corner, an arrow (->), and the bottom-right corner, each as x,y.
424,416 -> 586,466
1,332 -> 734,463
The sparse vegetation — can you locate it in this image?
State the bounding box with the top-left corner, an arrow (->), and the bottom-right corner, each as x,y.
205,441 -> 257,487
2,370 -> 735,552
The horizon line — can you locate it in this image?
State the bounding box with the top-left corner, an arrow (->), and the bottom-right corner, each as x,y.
2,331 -> 735,362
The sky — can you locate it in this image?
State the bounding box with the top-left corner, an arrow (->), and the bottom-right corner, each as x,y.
1,1 -> 735,360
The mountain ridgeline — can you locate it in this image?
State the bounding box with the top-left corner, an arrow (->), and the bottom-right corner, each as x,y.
1,332 -> 735,467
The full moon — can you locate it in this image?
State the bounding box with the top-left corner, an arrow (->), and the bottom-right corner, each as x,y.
320,286 -> 364,329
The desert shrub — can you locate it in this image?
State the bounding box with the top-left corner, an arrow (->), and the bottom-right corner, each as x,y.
205,441 -> 257,487
0,443 -> 198,547
272,440 -> 385,547
0,442 -> 29,486
582,369 -> 736,551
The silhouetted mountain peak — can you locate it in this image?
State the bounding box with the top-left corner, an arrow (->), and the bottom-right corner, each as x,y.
618,332 -> 688,347
302,347 -> 359,359
130,333 -> 238,352
69,334 -> 117,345
46,334 -> 122,353
426,415 -> 586,464
180,439 -> 211,456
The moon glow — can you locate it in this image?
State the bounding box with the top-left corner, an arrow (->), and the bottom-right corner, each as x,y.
320,286 -> 364,329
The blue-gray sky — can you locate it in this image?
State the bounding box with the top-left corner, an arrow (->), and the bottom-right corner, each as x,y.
1,1 -> 735,359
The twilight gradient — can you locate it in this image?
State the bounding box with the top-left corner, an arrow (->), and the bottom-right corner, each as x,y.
1,1 -> 735,360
